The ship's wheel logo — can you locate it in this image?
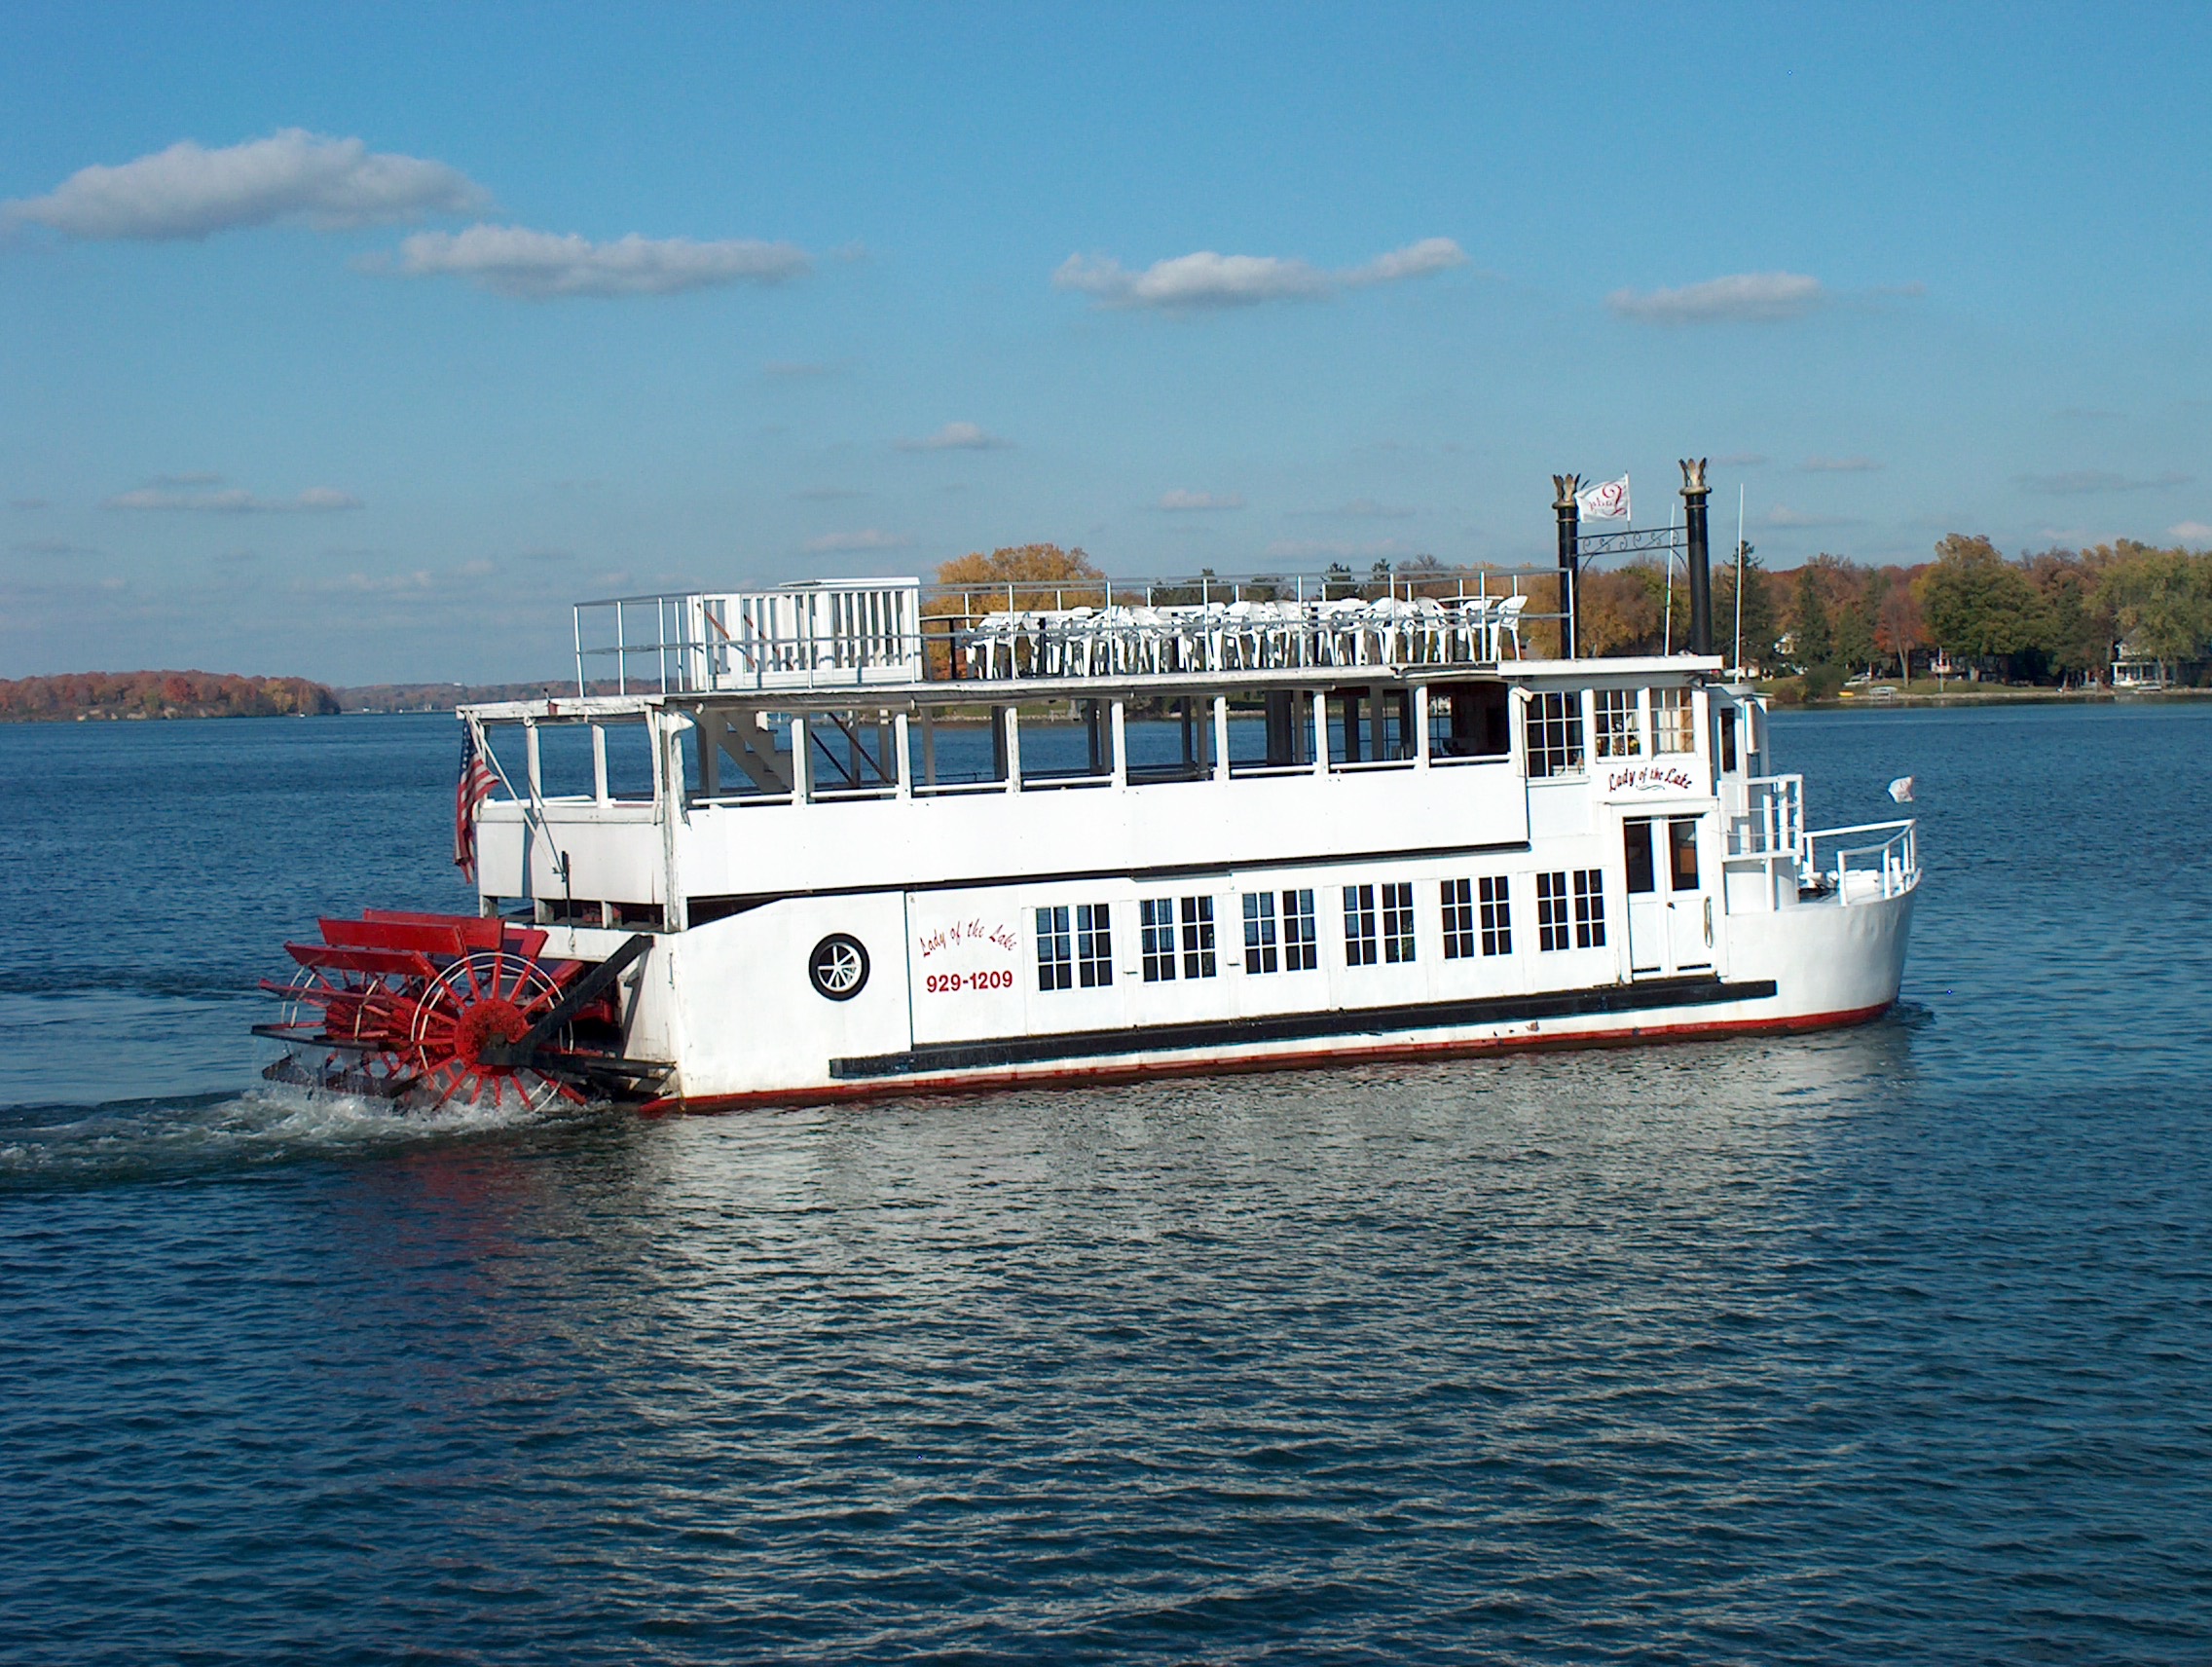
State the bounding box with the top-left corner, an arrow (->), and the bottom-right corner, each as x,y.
808,934 -> 869,1001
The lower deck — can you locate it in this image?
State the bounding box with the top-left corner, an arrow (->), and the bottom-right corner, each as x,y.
549,829 -> 1917,1107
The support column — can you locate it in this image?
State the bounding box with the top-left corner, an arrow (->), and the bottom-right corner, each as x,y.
1680,457 -> 1713,656
1552,473 -> 1582,659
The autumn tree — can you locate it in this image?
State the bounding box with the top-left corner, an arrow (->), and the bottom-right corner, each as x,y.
935,542 -> 1103,589
1872,570 -> 1926,679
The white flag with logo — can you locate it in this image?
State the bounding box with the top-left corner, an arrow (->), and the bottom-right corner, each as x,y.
1576,473 -> 1631,521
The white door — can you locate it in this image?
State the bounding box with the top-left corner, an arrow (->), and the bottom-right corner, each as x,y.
1662,814 -> 1714,972
1622,818 -> 1669,977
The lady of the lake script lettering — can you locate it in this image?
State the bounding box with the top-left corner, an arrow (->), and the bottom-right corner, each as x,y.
1607,764 -> 1697,794
917,918 -> 1019,958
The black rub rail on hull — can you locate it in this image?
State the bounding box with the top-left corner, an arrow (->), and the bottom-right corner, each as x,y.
830,974 -> 1781,1081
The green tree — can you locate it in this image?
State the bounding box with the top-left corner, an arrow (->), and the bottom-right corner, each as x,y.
2023,549 -> 2115,682
1790,566 -> 1834,668
1915,535 -> 2044,673
1716,541 -> 1778,672
2096,543 -> 2212,668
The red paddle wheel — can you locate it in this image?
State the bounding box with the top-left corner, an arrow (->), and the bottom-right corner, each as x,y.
258,910 -> 658,1111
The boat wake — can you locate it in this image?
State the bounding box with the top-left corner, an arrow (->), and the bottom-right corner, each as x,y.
0,1081 -> 585,1193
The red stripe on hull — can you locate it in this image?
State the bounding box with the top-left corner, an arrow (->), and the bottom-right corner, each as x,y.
639,999 -> 1897,1117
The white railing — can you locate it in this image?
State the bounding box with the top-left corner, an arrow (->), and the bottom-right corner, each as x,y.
951,592 -> 1536,681
1806,819 -> 1919,904
1728,773 -> 1806,864
571,566 -> 1577,694
575,579 -> 924,694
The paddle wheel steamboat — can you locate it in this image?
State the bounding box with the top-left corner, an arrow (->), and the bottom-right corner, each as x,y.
259,462 -> 1919,1112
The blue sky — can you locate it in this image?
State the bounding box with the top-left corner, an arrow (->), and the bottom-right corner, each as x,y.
5,1 -> 2210,683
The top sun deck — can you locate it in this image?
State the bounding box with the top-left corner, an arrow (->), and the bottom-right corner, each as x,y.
555,569 -> 1585,708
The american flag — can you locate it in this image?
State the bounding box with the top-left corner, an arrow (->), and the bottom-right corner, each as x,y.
454,726 -> 498,879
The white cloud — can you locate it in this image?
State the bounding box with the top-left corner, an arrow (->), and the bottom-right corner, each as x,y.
2168,521 -> 2212,542
1054,237 -> 1467,311
1606,272 -> 1826,325
1713,453 -> 1768,467
793,485 -> 867,501
1763,505 -> 1860,529
391,224 -> 809,298
106,485 -> 361,513
803,528 -> 913,553
9,498 -> 48,510
1801,456 -> 1882,473
896,422 -> 1011,452
1155,490 -> 1244,511
4,130 -> 487,240
2019,468 -> 2191,495
12,538 -> 101,556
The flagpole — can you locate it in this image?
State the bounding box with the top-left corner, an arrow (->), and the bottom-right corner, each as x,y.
1663,500 -> 1677,655
1732,482 -> 1746,676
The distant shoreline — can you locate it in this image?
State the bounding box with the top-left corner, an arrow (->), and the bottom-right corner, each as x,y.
1786,685 -> 2212,711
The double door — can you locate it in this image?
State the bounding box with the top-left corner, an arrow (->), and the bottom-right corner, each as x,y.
1623,814 -> 1714,977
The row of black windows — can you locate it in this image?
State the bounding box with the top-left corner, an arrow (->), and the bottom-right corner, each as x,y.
1035,871 -> 1607,992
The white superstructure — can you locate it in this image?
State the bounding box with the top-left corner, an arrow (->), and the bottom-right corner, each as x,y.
427,559 -> 1918,1111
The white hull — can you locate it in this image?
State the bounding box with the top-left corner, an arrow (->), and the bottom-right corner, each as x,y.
542,871 -> 1916,1111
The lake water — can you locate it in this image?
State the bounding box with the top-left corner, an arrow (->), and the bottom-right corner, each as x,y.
3,705 -> 2209,1663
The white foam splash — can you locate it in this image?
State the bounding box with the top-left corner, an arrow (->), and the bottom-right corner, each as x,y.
0,1078 -> 588,1188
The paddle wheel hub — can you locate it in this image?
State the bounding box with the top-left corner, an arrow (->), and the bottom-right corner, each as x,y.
256,909 -> 662,1111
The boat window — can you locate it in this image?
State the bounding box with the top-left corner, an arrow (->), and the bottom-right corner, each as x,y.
1525,691 -> 1585,778
1716,707 -> 1739,773
1381,882 -> 1417,963
1573,869 -> 1606,948
1479,876 -> 1512,956
1140,898 -> 1178,982
1652,687 -> 1694,755
1670,818 -> 1701,892
1076,904 -> 1113,987
1326,688 -> 1415,765
1343,885 -> 1379,966
1536,871 -> 1571,951
1036,907 -> 1073,991
1441,878 -> 1476,958
1624,820 -> 1657,894
1242,892 -> 1279,974
1179,897 -> 1218,979
1433,684 -> 1511,759
1281,889 -> 1318,970
1594,689 -> 1641,759
1037,903 -> 1113,990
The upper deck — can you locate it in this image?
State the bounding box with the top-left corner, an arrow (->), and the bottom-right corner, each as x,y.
551,567 -> 1572,712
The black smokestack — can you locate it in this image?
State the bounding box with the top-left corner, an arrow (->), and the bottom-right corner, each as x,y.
1552,474 -> 1581,658
1680,458 -> 1712,655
